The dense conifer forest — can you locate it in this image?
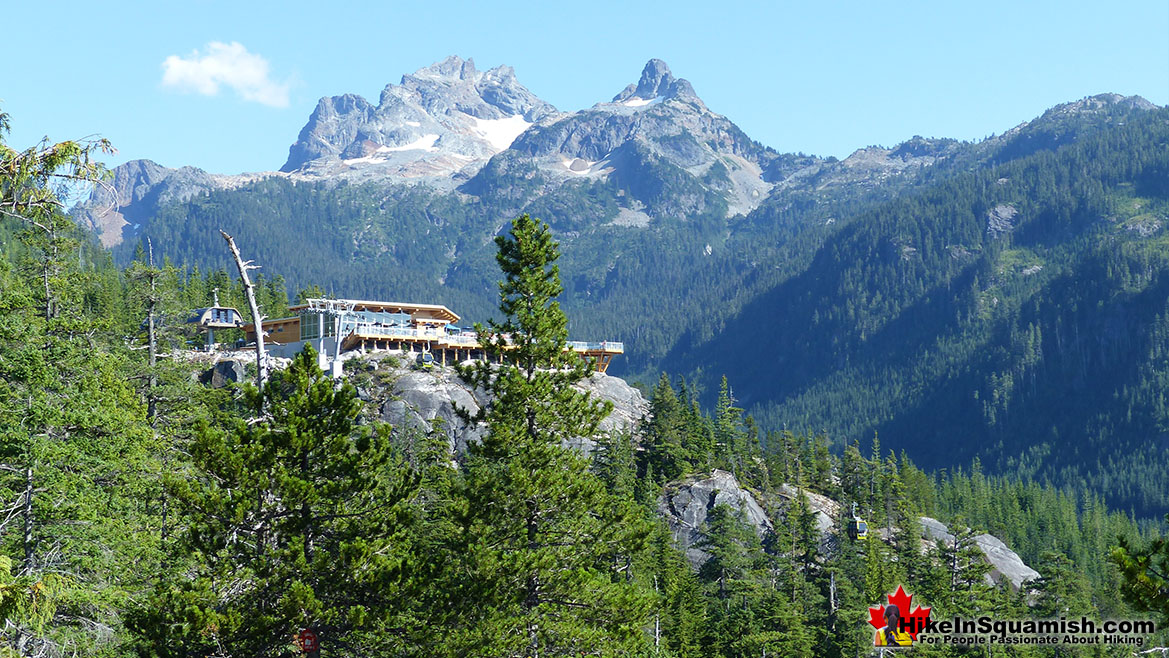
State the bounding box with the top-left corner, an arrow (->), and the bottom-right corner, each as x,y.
102,105 -> 1169,516
3,109 -> 1169,656
681,109 -> 1169,516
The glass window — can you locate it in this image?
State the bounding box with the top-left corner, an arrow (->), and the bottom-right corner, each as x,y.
300,311 -> 319,340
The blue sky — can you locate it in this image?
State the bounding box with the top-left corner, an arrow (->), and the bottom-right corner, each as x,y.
3,0 -> 1166,175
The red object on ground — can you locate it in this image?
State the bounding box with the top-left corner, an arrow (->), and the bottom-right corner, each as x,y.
297,629 -> 318,653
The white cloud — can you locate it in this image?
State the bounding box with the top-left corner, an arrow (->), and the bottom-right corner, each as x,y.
161,42 -> 290,108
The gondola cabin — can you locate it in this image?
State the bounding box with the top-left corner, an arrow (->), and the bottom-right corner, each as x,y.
848,517 -> 869,541
415,351 -> 435,369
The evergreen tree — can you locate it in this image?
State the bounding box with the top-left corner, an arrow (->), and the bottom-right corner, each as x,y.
130,345 -> 415,657
1111,532 -> 1169,624
838,440 -> 867,508
452,214 -> 653,656
0,111 -> 164,656
1033,551 -> 1093,618
639,521 -> 705,658
641,374 -> 687,483
713,377 -> 744,474
938,524 -> 994,615
592,430 -> 639,501
695,504 -> 762,601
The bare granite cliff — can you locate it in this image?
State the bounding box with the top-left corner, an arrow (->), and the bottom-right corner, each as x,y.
657,469 -> 1039,590
356,355 -> 647,455
207,351 -> 1043,590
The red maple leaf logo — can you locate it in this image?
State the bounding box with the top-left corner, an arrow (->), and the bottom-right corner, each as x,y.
867,585 -> 932,641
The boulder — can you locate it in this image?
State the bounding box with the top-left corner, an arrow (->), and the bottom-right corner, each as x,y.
973,533 -> 1041,590
986,203 -> 1019,237
377,360 -> 648,455
776,483 -> 841,536
199,359 -> 244,388
380,366 -> 489,454
919,516 -> 955,544
920,516 -> 1039,590
658,470 -> 772,569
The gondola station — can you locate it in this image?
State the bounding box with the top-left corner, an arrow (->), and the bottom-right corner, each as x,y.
187,290 -> 246,349
242,298 -> 623,375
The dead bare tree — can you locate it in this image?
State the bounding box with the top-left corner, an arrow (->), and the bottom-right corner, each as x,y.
220,230 -> 268,391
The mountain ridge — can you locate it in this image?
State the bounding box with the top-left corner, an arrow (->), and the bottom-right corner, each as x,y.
280,55 -> 557,179
65,60 -> 1168,514
73,50 -> 1156,251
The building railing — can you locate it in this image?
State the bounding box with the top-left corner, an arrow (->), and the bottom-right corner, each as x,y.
340,322 -> 622,353
344,323 -> 439,340
567,341 -> 624,352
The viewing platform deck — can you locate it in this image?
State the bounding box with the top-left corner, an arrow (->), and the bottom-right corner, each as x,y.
243,298 -> 624,373
339,324 -> 623,372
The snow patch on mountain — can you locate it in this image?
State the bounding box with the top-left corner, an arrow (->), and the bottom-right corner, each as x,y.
561,157 -> 598,173
621,96 -> 664,108
380,134 -> 440,153
472,115 -> 531,150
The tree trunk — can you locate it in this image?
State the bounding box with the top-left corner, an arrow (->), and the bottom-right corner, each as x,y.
653,575 -> 660,650
146,239 -> 158,423
302,448 -> 314,563
23,466 -> 33,571
220,230 -> 268,390
41,223 -> 57,321
526,502 -> 540,658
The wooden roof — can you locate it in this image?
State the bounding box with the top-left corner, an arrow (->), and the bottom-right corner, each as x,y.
289,299 -> 460,323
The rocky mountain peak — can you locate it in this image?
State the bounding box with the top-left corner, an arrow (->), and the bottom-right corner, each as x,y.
1026,93 -> 1159,127
71,158 -> 275,247
281,56 -> 556,177
498,58 -> 776,221
406,54 -> 479,82
1064,93 -> 1157,113
613,58 -> 697,102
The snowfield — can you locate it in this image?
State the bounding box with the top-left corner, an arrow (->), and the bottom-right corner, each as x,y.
472,115 -> 532,151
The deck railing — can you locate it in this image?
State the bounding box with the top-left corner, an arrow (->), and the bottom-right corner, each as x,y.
567,341 -> 624,352
340,321 -> 623,353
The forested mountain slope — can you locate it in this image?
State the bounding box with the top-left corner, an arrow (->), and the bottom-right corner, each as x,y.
675,108 -> 1169,515
73,59 -> 1156,379
67,58 -> 1165,514
6,109 -> 1169,654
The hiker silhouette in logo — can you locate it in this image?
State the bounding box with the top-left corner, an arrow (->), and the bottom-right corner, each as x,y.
875,603 -> 913,647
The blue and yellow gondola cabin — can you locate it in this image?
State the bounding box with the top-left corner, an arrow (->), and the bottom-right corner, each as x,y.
848,517 -> 869,541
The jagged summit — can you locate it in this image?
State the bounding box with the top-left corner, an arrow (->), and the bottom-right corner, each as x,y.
280,56 -> 556,176
406,54 -> 478,82
72,159 -> 272,247
612,59 -> 697,103
388,56 -> 552,121
498,58 -> 779,219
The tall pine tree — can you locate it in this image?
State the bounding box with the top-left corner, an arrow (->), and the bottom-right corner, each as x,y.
452,214 -> 652,656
